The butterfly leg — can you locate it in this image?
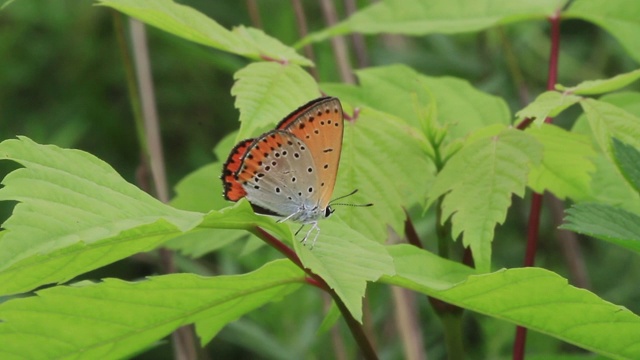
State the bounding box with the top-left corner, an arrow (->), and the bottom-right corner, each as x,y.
295,224 -> 305,236
300,221 -> 320,249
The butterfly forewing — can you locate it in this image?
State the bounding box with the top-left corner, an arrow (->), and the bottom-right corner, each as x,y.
279,97 -> 344,209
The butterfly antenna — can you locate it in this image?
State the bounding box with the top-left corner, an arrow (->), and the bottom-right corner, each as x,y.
330,189 -> 373,207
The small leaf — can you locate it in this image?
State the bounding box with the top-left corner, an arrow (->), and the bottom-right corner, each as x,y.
612,138 -> 640,194
526,124 -> 596,200
581,98 -> 640,155
515,91 -> 582,125
428,128 -> 543,273
561,203 -> 640,254
557,68 -> 640,95
231,62 -> 319,139
566,0 -> 640,64
0,137 -> 201,295
383,245 -> 640,360
98,0 -> 311,65
0,260 -> 304,359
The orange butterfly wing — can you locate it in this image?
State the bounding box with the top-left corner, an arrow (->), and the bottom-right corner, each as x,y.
278,97 -> 344,209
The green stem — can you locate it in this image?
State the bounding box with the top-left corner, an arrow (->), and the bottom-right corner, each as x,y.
441,312 -> 465,360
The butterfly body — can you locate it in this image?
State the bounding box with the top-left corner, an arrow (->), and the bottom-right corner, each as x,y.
222,97 -> 344,243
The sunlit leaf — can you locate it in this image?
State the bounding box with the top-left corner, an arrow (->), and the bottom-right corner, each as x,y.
0,260 -> 304,359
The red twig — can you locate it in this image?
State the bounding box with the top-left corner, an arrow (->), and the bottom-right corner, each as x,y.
513,10 -> 561,360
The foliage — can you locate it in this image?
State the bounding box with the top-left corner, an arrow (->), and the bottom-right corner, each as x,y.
1,0 -> 640,359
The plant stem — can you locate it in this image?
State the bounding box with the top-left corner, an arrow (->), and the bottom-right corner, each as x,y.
513,10 -> 562,360
253,227 -> 378,359
441,312 -> 465,360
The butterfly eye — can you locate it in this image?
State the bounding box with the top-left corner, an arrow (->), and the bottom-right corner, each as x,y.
325,206 -> 334,217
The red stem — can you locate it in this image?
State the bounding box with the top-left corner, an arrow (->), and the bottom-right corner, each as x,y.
513,10 -> 561,360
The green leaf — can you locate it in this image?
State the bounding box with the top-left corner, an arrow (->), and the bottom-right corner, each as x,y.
383,245 -> 640,359
231,62 -> 320,139
294,219 -> 395,321
581,98 -> 640,155
612,138 -> 640,194
419,75 -> 511,140
334,108 -> 436,242
526,124 -> 596,200
171,163 -> 222,212
0,137 -> 201,295
428,128 -> 543,273
98,0 -> 311,66
572,94 -> 640,214
557,68 -> 640,95
566,0 -> 640,64
515,91 -> 582,124
299,0 -> 566,46
322,64 -> 511,140
0,259 -> 304,360
561,203 -> 640,254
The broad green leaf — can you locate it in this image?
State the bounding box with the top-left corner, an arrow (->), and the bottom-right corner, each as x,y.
419,75 -> 511,141
171,163 -> 223,212
383,245 -> 640,359
231,62 -> 319,139
322,65 -> 510,166
299,0 -> 566,46
334,107 -> 436,242
324,65 -> 511,138
557,68 -> 640,95
428,128 -> 543,273
0,137 -> 201,295
515,91 -> 582,124
612,138 -> 640,194
325,65 -> 434,130
581,98 -> 640,155
566,0 -> 640,64
168,153 -> 252,257
294,219 -> 394,322
98,0 -> 311,66
526,124 -> 595,200
562,203 -> 640,254
0,259 -> 305,360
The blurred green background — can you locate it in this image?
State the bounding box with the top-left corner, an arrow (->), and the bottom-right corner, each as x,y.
1,1 -> 639,359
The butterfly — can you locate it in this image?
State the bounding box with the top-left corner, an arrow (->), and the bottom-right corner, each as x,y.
222,96 -> 345,247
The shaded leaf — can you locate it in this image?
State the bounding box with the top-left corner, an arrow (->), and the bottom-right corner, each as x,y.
612,138 -> 640,194
561,203 -> 640,254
